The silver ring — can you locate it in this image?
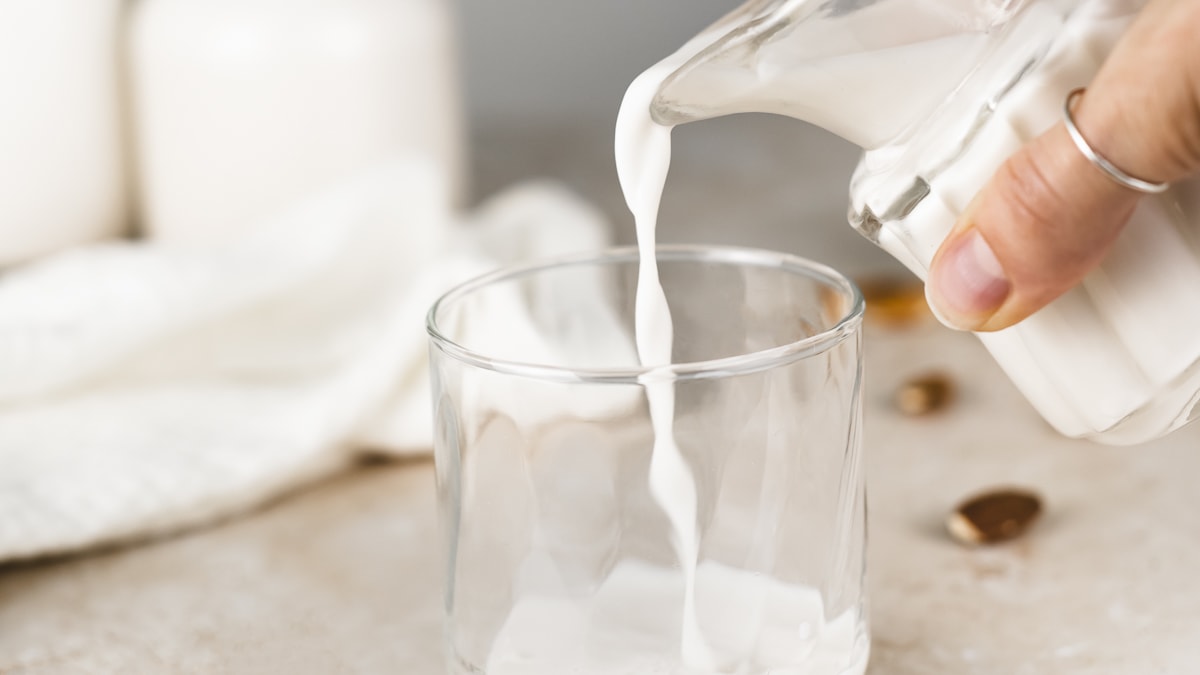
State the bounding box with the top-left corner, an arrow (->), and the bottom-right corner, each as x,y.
1063,87 -> 1169,194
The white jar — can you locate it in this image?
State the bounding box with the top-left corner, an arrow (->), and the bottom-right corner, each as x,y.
0,0 -> 129,266
129,0 -> 466,246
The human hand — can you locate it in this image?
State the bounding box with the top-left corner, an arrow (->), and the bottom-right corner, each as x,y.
926,0 -> 1200,332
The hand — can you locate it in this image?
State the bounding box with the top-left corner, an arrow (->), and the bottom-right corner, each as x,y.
926,0 -> 1200,332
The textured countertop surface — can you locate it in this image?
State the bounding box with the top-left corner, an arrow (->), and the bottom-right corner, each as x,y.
3,119 -> 1199,673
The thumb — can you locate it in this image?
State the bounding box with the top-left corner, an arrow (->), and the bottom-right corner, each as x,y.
926,0 -> 1200,332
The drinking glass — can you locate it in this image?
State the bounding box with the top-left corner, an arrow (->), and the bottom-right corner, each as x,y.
427,245 -> 868,674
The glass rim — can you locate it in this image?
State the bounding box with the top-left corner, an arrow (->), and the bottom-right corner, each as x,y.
426,244 -> 864,384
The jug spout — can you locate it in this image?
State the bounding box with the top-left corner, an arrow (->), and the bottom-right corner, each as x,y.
650,0 -> 1024,149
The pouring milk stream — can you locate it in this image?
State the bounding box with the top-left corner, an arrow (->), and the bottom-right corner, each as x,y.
616,61 -> 716,667
610,10 -> 866,674
609,0 -> 1199,671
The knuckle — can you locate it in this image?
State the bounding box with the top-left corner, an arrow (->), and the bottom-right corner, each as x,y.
992,146 -> 1072,238
983,141 -> 1117,302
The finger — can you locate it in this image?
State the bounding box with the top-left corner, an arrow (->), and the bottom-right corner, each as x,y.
927,124 -> 1138,332
926,0 -> 1200,332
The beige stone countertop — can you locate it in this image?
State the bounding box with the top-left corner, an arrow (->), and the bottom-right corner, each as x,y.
4,312 -> 1199,674
3,120 -> 1200,673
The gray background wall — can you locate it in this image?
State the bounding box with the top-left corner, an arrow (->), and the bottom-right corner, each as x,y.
456,0 -> 738,125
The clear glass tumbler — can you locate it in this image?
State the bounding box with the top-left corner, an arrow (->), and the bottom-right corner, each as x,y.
427,245 -> 868,675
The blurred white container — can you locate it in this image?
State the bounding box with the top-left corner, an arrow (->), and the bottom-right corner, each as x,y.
129,0 -> 466,246
0,0 -> 129,266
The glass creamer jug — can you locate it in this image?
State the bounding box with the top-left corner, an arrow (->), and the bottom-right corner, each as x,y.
645,0 -> 1200,445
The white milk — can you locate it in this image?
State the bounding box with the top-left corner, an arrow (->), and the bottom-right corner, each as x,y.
605,30 -> 866,675
615,58 -> 716,670
486,560 -> 863,675
651,0 -> 996,150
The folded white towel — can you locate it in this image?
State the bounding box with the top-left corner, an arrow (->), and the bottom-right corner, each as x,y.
0,161 -> 612,561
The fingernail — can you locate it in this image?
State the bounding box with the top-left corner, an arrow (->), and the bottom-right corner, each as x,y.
928,229 -> 1010,329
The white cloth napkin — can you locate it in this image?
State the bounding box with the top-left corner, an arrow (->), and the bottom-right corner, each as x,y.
0,161 -> 612,561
